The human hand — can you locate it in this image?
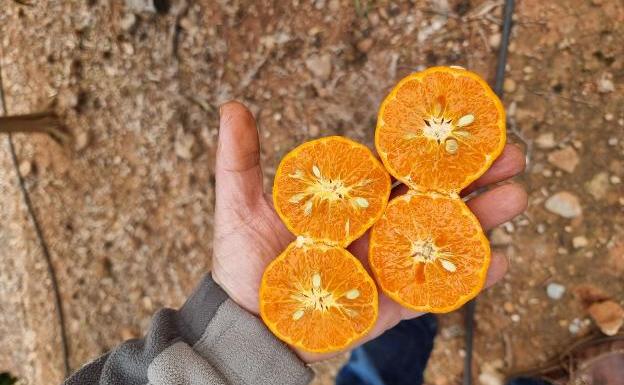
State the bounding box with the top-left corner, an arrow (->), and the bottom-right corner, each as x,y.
212,101 -> 527,362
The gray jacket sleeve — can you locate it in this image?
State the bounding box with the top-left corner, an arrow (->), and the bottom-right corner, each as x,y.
64,275 -> 314,385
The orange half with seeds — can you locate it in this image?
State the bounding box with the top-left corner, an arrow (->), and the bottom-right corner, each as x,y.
260,242 -> 378,352
273,136 -> 391,247
369,191 -> 490,313
375,66 -> 506,194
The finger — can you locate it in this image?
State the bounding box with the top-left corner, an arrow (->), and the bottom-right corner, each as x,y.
462,144 -> 526,195
466,183 -> 528,231
484,251 -> 508,288
215,101 -> 264,207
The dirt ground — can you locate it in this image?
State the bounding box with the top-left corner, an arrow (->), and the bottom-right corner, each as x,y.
0,1 -> 622,384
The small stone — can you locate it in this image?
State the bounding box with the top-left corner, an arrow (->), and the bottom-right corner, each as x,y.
479,371 -> 504,385
585,172 -> 610,200
572,236 -> 588,249
536,223 -> 546,234
510,314 -> 520,322
490,227 -> 512,246
610,175 -> 621,184
604,113 -> 614,122
356,38 -> 374,53
503,78 -> 517,93
608,137 -> 618,146
18,160 -> 32,176
535,132 -> 556,149
119,12 -> 136,31
503,301 -> 514,313
545,191 -> 582,218
547,282 -> 566,300
308,124 -> 320,136
124,0 -> 156,13
523,66 -> 534,74
597,73 -> 615,93
305,53 -> 332,80
588,300 -> 624,336
174,132 -> 196,160
569,318 -> 582,334
547,146 -> 579,173
488,33 -> 501,49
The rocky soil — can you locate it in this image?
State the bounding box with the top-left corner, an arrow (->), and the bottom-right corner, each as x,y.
0,1 -> 622,384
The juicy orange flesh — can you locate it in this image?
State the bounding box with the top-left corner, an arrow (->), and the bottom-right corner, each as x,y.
376,68 -> 505,193
260,243 -> 378,352
274,137 -> 390,246
369,193 -> 490,312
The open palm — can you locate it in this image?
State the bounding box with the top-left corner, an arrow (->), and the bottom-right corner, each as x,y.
212,101 -> 527,362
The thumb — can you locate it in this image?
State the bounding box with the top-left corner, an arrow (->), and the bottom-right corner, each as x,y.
215,101 -> 264,210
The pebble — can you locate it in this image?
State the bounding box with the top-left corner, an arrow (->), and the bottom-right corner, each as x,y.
545,191 -> 582,218
585,172 -> 610,200
569,318 -> 583,334
588,300 -> 624,336
503,78 -> 517,93
510,314 -> 520,322
75,130 -> 90,151
490,227 -> 512,246
503,301 -> 514,313
308,124 -> 320,136
356,38 -> 374,53
18,160 -> 32,177
547,282 -> 566,300
535,132 -> 556,149
305,53 -> 332,80
608,137 -> 618,146
174,132 -> 196,160
119,12 -> 137,31
604,113 -> 614,122
547,146 -> 579,173
610,175 -> 621,184
536,223 -> 546,234
572,236 -> 588,249
479,371 -> 503,385
124,0 -> 156,13
488,33 -> 501,49
597,73 -> 615,93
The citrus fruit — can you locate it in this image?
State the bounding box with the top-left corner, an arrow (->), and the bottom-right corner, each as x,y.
369,191 -> 490,313
375,66 -> 506,195
273,136 -> 391,247
260,241 -> 378,352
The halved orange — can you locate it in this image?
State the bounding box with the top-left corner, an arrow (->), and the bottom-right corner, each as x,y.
375,66 -> 506,195
369,191 -> 490,313
273,136 -> 391,247
260,241 -> 378,352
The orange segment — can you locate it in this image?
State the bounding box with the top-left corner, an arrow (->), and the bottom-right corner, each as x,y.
375,66 -> 506,194
273,136 -> 391,247
369,191 -> 490,313
260,242 -> 378,352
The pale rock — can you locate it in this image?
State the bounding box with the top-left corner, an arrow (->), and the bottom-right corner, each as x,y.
175,132 -> 196,160
597,73 -> 615,93
488,33 -> 501,49
490,227 -> 512,246
572,236 -> 588,249
119,13 -> 137,31
585,172 -> 609,200
547,282 -> 566,300
75,130 -> 90,151
18,160 -> 32,176
611,175 -> 621,184
305,53 -> 332,80
479,371 -> 503,385
588,300 -> 624,336
547,146 -> 579,173
356,38 -> 374,53
124,0 -> 156,13
503,78 -> 517,93
535,132 -> 556,149
545,191 -> 582,218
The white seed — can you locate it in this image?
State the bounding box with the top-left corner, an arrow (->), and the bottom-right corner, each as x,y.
296,236 -> 306,247
440,259 -> 457,272
445,139 -> 458,154
292,310 -> 305,321
454,130 -> 471,138
457,114 -> 475,127
312,165 -> 321,178
345,289 -> 360,299
304,200 -> 313,216
343,308 -> 358,317
289,170 -> 304,179
312,273 -> 321,288
353,197 -> 369,208
289,193 -> 307,203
